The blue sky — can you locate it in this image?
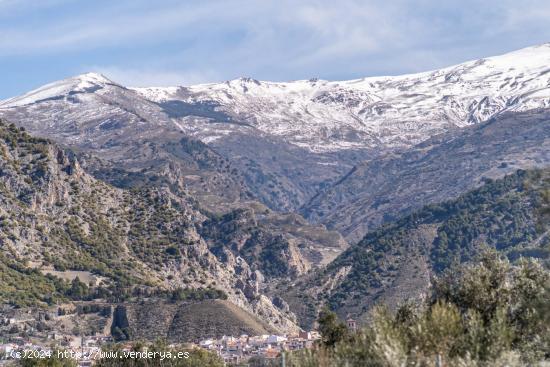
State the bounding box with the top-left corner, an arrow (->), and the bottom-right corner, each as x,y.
1,0 -> 549,99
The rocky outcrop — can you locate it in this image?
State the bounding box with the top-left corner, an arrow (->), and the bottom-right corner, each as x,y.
0,119 -> 299,332
200,207 -> 348,280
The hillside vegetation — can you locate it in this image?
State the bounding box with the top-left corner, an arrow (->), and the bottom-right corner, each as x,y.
0,119 -> 223,306
286,168 -> 550,327
0,118 -> 342,335
286,251 -> 550,366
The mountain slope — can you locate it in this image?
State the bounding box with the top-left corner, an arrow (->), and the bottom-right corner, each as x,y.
1,44 -> 550,339
285,168 -> 550,328
303,109 -> 550,242
0,72 -> 364,213
2,118 -> 347,334
122,299 -> 277,342
133,43 -> 550,152
0,73 -> 258,214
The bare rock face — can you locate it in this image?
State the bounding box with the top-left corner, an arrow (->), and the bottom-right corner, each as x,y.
235,278 -> 258,301
0,119 -> 300,333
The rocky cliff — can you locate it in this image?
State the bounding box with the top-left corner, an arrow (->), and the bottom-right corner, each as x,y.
1,118 -> 343,335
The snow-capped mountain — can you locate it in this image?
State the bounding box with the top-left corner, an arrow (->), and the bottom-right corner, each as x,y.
2,44 -> 549,154
1,72 -> 113,108
0,44 -> 549,218
0,72 -> 180,147
131,43 -> 550,152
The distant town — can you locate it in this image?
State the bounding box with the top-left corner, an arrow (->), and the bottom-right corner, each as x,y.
0,330 -> 322,366
0,304 -> 347,366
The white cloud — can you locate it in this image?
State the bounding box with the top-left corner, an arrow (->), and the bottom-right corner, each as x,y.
0,4 -> 198,53
1,0 -> 550,89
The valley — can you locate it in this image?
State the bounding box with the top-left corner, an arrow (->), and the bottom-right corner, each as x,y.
0,44 -> 549,357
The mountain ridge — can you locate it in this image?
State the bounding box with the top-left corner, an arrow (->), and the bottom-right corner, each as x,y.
302,108 -> 550,242
3,43 -> 549,154
1,44 -> 550,341
1,44 -> 549,218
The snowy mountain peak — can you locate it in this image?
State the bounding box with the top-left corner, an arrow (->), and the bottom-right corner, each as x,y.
1,44 -> 549,153
76,72 -> 113,84
482,43 -> 550,69
129,44 -> 550,152
0,72 -> 116,108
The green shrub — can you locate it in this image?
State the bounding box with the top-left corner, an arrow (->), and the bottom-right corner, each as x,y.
288,251 -> 550,366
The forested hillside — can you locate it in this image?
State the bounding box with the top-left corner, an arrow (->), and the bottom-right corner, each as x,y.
286,169 -> 550,327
